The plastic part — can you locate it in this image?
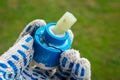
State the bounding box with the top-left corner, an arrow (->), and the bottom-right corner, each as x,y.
33,23 -> 72,70
52,12 -> 77,35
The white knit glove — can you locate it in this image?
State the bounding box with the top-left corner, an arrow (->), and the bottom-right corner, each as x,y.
0,19 -> 91,80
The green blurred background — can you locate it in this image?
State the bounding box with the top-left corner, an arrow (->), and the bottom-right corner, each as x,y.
0,0 -> 120,79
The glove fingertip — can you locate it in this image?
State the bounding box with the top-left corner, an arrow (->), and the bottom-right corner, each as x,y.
60,49 -> 80,70
70,58 -> 91,80
60,49 -> 80,68
58,49 -> 80,78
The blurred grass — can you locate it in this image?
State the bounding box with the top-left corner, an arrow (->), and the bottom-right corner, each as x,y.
0,0 -> 120,80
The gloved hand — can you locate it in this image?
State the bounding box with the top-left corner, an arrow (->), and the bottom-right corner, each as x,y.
0,19 -> 91,80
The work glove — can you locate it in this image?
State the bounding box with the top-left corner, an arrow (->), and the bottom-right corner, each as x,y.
0,19 -> 91,80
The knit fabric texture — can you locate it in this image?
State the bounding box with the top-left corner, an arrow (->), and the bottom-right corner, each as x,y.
0,19 -> 91,80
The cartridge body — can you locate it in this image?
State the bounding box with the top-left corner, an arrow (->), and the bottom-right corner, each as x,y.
33,23 -> 72,70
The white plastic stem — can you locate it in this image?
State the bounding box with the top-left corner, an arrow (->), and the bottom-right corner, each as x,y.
52,12 -> 77,35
